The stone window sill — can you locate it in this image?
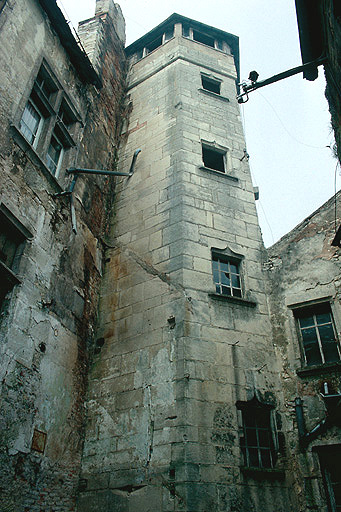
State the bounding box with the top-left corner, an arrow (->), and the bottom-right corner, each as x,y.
11,124 -> 63,193
240,466 -> 285,481
208,293 -> 256,307
297,361 -> 341,377
199,88 -> 230,102
199,166 -> 238,181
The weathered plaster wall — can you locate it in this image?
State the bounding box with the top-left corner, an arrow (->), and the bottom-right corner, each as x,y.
266,191 -> 341,511
0,0 -> 126,510
79,22 -> 293,511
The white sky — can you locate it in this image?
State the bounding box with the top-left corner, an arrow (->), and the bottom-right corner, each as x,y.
59,0 -> 340,247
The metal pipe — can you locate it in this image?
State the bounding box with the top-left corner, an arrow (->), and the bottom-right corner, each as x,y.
128,149 -> 141,175
295,397 -> 306,439
67,167 -> 133,177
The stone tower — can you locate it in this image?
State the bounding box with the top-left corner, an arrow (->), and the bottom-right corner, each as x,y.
79,14 -> 293,511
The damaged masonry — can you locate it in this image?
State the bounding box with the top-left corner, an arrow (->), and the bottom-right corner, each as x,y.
0,1 -> 340,512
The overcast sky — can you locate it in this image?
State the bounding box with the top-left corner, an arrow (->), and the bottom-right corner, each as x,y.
59,0 -> 340,247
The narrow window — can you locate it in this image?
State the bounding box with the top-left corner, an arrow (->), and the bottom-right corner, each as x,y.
294,303 -> 340,366
319,447 -> 341,512
201,75 -> 221,95
192,30 -> 215,48
0,206 -> 30,308
164,26 -> 174,42
240,405 -> 276,469
182,24 -> 190,38
46,132 -> 64,176
19,99 -> 43,147
202,145 -> 225,173
212,254 -> 242,297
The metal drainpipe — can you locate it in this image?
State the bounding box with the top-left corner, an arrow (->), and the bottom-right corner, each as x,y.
295,397 -> 306,439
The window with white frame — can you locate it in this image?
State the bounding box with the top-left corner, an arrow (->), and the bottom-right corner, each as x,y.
294,302 -> 340,367
212,254 -> 242,297
19,62 -> 78,178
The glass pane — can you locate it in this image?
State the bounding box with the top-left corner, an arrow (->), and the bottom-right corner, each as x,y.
316,312 -> 332,325
255,411 -> 269,428
302,328 -> 322,365
219,260 -> 228,272
248,448 -> 259,467
232,288 -> 242,298
258,429 -> 270,447
246,428 -> 257,447
230,263 -> 238,274
20,101 -> 40,144
231,274 -> 240,288
215,284 -> 221,294
213,269 -> 219,283
46,135 -> 62,175
220,271 -> 230,286
260,449 -> 272,468
299,315 -> 315,328
318,324 -> 339,363
212,259 -> 218,271
221,286 -> 231,296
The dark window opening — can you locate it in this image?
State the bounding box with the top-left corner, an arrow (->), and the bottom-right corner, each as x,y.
0,206 -> 29,308
201,75 -> 221,94
164,26 -> 174,42
182,24 -> 190,38
294,303 -> 340,366
240,405 -> 276,469
318,447 -> 341,512
202,145 -> 225,173
193,30 -> 215,48
212,254 -> 242,298
216,39 -> 224,51
146,35 -> 163,54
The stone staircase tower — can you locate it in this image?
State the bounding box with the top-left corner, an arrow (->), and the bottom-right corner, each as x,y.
79,13 -> 292,512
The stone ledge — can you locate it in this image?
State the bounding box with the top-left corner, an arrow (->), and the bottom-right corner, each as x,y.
198,88 -> 230,102
11,124 -> 63,193
198,166 -> 238,181
208,293 -> 257,307
297,361 -> 341,377
240,466 -> 286,481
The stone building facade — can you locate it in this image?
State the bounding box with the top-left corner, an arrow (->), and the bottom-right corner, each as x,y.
0,0 -> 126,509
0,2 -> 340,512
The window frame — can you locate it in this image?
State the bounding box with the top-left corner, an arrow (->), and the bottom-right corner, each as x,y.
18,60 -> 79,180
293,301 -> 340,368
0,205 -> 32,309
202,143 -> 226,174
237,398 -> 278,471
212,252 -> 242,298
201,74 -> 221,95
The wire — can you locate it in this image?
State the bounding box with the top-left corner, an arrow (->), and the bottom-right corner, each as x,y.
257,90 -> 329,150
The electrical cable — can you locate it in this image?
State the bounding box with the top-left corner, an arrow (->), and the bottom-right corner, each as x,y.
258,90 -> 330,150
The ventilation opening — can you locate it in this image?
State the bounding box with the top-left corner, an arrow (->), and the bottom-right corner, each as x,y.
193,30 -> 215,48
202,146 -> 225,173
201,76 -> 221,94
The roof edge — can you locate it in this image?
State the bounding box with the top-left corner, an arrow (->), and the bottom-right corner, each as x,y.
125,13 -> 240,84
38,0 -> 101,88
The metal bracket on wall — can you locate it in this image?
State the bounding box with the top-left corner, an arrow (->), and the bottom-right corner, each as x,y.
237,57 -> 327,104
54,149 -> 141,233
